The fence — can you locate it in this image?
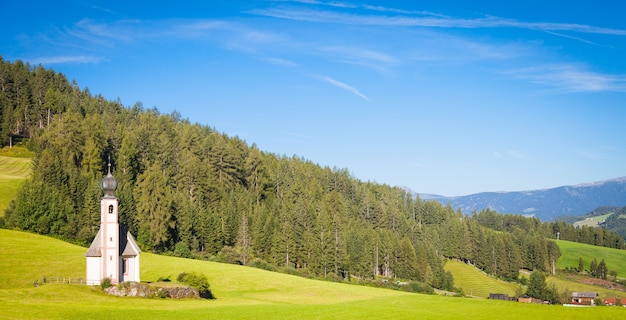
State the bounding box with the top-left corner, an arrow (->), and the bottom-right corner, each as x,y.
34,276 -> 85,285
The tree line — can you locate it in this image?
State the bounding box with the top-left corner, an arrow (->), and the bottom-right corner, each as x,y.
473,209 -> 624,249
1,58 -> 622,290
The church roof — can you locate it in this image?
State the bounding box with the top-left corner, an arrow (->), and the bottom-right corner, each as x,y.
572,292 -> 598,298
84,225 -> 141,257
85,229 -> 102,257
120,225 -> 141,256
101,161 -> 118,198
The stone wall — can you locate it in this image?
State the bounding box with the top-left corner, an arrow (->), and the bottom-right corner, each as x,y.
104,282 -> 200,299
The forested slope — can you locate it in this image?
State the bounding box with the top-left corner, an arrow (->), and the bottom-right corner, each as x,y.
1,57 -> 622,291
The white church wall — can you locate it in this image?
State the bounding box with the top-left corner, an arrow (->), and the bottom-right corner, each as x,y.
86,257 -> 101,285
121,256 -> 140,283
133,255 -> 140,282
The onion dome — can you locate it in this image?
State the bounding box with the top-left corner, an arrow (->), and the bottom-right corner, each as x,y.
101,161 -> 118,198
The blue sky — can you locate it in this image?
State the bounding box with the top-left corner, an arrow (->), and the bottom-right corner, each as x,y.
2,0 -> 625,196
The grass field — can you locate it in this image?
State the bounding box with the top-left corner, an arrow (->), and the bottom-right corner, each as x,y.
573,213 -> 614,228
0,154 -> 31,215
556,240 -> 626,277
1,229 -> 625,319
444,259 -> 523,298
547,275 -> 623,299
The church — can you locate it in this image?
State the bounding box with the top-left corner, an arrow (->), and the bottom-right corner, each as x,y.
85,164 -> 141,285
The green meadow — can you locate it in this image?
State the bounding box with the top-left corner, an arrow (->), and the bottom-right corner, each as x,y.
444,259 -> 523,298
0,150 -> 31,216
1,229 -> 625,319
0,149 -> 625,318
556,239 -> 626,276
573,213 -> 614,228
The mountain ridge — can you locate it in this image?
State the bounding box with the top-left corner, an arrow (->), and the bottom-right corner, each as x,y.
413,176 -> 626,221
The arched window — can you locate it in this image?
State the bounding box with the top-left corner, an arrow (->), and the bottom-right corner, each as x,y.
108,205 -> 114,214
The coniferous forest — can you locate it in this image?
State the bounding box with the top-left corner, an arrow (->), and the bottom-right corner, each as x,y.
1,58 -> 624,292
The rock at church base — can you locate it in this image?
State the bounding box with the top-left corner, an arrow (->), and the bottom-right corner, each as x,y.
104,282 -> 201,299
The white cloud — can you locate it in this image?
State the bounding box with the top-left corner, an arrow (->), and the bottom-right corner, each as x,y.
266,57 -> 299,67
321,46 -> 397,64
507,64 -> 626,93
285,0 -> 357,9
28,56 -> 104,65
253,7 -> 626,36
320,76 -> 369,100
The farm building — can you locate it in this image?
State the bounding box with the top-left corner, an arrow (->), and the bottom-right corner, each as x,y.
603,297 -> 626,306
489,293 -> 512,301
570,292 -> 598,305
518,296 -> 544,304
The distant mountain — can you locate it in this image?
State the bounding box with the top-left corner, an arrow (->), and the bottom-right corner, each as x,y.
423,177 -> 626,221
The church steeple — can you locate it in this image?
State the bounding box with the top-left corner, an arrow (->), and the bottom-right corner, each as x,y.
101,157 -> 117,198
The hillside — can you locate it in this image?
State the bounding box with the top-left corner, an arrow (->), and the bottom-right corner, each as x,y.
2,229 -> 626,320
445,258 -> 626,301
430,177 -> 626,221
556,240 -> 626,277
0,150 -> 31,216
444,259 -> 522,298
3,59 -> 585,288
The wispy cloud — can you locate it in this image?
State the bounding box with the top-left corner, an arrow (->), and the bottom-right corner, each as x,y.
361,5 -> 445,17
543,31 -> 598,45
88,4 -> 118,15
253,7 -> 626,36
321,46 -> 397,64
507,65 -> 626,93
28,55 -> 104,65
32,17 -> 285,59
319,75 -> 369,100
68,19 -> 137,44
266,57 -> 299,67
319,45 -> 398,72
283,0 -> 357,9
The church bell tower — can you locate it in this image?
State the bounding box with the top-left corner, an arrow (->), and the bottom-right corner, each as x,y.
100,162 -> 120,283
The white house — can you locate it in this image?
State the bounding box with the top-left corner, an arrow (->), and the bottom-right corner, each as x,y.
85,164 -> 140,285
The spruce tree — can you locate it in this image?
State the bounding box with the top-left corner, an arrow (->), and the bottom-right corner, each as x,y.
578,257 -> 584,273
526,271 -> 547,301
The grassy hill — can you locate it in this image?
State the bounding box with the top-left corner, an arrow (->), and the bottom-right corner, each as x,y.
0,146 -> 32,216
557,240 -> 626,277
444,259 -> 523,298
573,213 -> 613,228
446,258 -> 626,302
1,229 -> 625,319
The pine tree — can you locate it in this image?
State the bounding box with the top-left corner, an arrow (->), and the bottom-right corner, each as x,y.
133,161 -> 174,251
526,271 -> 547,300
590,258 -> 598,277
597,259 -> 608,280
578,257 -> 584,273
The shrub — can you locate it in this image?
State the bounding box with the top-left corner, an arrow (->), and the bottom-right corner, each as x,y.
401,281 -> 434,294
155,288 -> 169,299
217,246 -> 242,265
174,242 -> 192,258
177,272 -> 215,299
176,272 -> 188,282
247,258 -> 276,272
100,277 -> 112,290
